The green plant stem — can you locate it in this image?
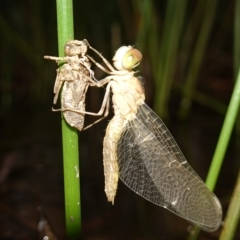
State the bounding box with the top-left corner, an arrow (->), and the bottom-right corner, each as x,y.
191,90 -> 227,115
188,66 -> 240,240
56,0 -> 81,238
205,68 -> 240,190
217,4 -> 240,238
234,0 -> 240,79
179,0 -> 217,119
133,0 -> 160,86
154,0 -> 186,119
219,170 -> 240,240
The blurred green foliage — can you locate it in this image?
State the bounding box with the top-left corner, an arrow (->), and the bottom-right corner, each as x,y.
0,0 -> 239,239
0,1 -> 234,118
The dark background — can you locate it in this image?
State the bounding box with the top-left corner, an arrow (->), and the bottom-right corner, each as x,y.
0,1 -> 239,239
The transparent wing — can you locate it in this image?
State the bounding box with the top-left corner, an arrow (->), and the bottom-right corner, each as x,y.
117,103 -> 222,232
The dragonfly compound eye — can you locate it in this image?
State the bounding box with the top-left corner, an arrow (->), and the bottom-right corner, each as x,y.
122,48 -> 142,70
113,46 -> 143,71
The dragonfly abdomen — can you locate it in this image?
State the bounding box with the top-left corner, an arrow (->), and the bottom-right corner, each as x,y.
103,115 -> 127,204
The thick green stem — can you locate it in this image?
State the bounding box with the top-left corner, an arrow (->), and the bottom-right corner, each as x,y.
56,0 -> 81,238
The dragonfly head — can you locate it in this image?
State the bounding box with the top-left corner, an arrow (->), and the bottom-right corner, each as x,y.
64,40 -> 88,57
113,46 -> 142,71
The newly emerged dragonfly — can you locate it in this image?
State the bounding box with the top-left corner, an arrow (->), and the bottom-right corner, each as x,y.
44,40 -> 109,130
84,42 -> 222,232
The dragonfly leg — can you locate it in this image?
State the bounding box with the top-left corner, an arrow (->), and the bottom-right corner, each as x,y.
53,69 -> 64,104
83,91 -> 110,130
44,55 -> 69,62
53,82 -> 112,129
83,39 -> 115,72
53,68 -> 78,104
86,54 -> 114,75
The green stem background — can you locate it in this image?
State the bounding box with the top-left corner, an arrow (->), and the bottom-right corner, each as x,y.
56,0 -> 81,238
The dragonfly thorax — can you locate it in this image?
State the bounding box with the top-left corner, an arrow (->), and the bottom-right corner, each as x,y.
110,75 -> 145,120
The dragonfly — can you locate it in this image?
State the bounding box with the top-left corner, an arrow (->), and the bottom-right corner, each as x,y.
83,42 -> 222,232
44,40 -> 110,131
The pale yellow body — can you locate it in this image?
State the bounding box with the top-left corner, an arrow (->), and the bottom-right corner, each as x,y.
103,72 -> 145,203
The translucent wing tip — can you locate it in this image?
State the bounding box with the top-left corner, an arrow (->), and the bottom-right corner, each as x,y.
209,195 -> 222,231
190,193 -> 222,232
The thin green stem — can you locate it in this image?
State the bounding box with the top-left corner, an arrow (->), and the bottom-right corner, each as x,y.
56,0 -> 81,238
234,0 -> 240,79
154,0 -> 187,118
205,67 -> 240,190
179,0 -> 217,119
188,64 -> 240,240
219,170 -> 240,240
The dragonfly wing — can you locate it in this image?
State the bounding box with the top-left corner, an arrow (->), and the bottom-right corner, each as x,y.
117,103 -> 222,232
